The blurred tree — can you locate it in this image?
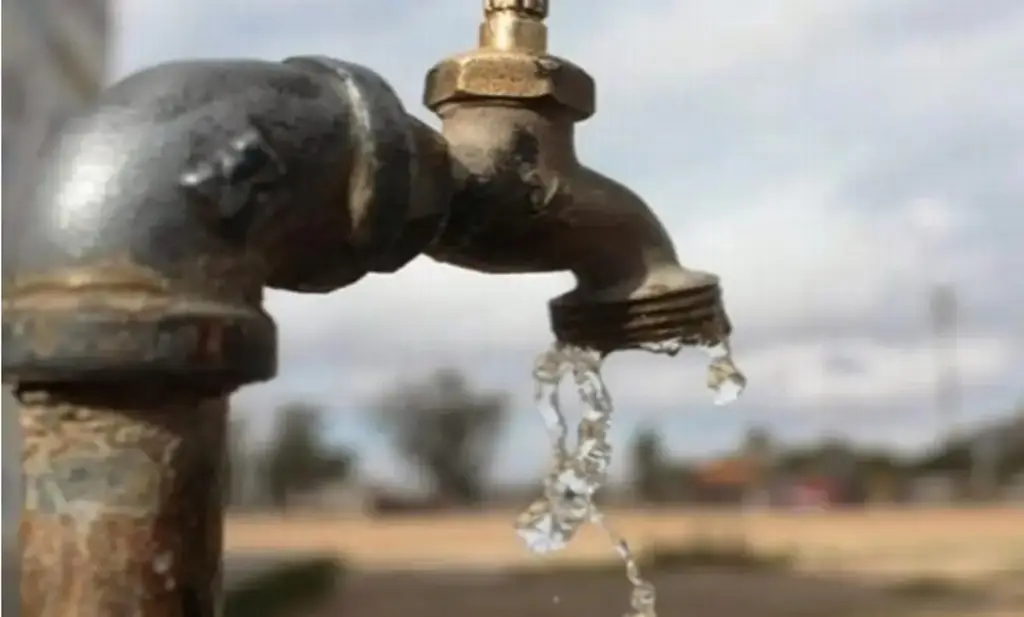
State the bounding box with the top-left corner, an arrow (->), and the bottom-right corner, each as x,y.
741,426 -> 773,459
775,438 -> 857,478
913,440 -> 971,475
997,404 -> 1024,480
855,450 -> 908,503
631,427 -> 669,503
264,402 -> 354,511
910,402 -> 1024,494
740,425 -> 775,504
373,369 -> 507,506
775,447 -> 818,476
818,436 -> 857,479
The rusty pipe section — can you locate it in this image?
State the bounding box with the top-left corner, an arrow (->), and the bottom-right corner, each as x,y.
19,386 -> 226,617
2,57 -> 450,617
422,0 -> 731,353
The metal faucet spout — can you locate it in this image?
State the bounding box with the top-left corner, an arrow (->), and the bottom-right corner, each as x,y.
422,0 -> 731,353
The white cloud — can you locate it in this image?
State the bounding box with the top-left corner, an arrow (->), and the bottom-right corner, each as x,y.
907,197 -> 960,245
110,1 -> 1020,433
681,178 -> 925,332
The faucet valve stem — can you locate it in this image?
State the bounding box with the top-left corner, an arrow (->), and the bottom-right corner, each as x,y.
480,0 -> 550,53
427,0 -> 593,118
484,0 -> 548,19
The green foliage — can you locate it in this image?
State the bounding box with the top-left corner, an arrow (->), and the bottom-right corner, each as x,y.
631,427 -> 668,503
627,411 -> 1024,506
373,369 -> 507,506
629,427 -> 702,504
264,402 -> 355,510
911,441 -> 972,475
223,557 -> 345,617
741,425 -> 774,463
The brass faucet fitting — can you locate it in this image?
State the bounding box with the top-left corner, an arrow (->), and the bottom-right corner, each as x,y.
423,0 -> 595,120
423,1 -> 733,354
479,0 -> 549,53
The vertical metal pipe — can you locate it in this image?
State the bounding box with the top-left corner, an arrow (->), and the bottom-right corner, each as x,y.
19,385 -> 227,617
5,53 -> 444,617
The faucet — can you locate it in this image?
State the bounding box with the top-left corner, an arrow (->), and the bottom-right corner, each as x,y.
2,2 -> 732,616
424,0 -> 730,352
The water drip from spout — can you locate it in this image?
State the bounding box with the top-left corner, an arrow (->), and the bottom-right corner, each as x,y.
516,335 -> 746,617
639,338 -> 748,405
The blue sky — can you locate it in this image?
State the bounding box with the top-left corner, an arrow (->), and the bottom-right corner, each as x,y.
102,0 -> 1024,486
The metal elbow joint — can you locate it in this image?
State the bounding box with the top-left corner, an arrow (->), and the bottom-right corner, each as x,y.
2,56 -> 451,390
422,1 -> 730,354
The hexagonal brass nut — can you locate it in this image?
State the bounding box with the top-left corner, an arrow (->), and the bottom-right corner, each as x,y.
423,51 -> 596,120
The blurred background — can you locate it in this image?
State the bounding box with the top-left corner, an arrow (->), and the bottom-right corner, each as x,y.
2,1 -> 1023,616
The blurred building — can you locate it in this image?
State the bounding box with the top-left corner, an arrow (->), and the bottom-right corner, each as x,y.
693,456 -> 759,504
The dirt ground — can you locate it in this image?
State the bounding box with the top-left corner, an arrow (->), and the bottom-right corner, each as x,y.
227,507 -> 1024,617
323,568 -> 1024,617
226,507 -> 1024,577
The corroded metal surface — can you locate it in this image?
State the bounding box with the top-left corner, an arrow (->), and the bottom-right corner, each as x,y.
19,387 -> 227,617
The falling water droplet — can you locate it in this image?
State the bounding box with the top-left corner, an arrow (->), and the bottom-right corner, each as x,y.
642,336 -> 747,407
518,342 -> 656,615
592,510 -> 657,617
516,345 -> 604,554
638,339 -> 684,356
704,341 -> 747,405
518,331 -> 745,616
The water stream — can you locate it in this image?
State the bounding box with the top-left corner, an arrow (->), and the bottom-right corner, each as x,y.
515,337 -> 746,617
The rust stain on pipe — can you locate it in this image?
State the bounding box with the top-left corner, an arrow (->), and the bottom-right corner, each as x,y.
19,388 -> 227,617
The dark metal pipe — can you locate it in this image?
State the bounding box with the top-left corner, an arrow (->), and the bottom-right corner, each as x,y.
19,385 -> 227,617
3,57 -> 447,617
3,56 -> 448,387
